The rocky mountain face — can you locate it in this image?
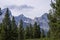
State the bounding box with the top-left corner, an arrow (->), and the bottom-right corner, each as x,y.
34,13 -> 49,33
0,8 -> 49,32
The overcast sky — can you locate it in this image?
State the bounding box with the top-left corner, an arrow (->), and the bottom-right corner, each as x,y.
0,0 -> 51,19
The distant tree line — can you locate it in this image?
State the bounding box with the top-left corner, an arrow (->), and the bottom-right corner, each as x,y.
0,8 -> 45,40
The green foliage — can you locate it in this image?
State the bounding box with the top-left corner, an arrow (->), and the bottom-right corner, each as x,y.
48,0 -> 60,40
0,23 -> 2,33
29,24 -> 33,39
0,8 -> 2,15
11,16 -> 18,40
1,8 -> 12,40
19,19 -> 24,40
25,26 -> 30,39
41,29 -> 45,38
33,22 -> 41,38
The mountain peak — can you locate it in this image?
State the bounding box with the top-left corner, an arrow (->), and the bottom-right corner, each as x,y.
18,14 -> 25,18
20,14 -> 24,16
42,13 -> 48,16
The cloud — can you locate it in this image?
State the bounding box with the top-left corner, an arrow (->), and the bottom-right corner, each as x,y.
7,5 -> 34,10
0,0 -> 51,19
7,5 -> 34,17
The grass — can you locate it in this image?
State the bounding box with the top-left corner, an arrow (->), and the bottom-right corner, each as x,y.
26,38 -> 60,40
26,38 -> 47,40
26,38 -> 46,40
26,38 -> 52,40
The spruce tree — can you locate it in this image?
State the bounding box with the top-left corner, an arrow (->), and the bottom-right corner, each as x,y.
47,29 -> 50,38
33,22 -> 40,38
0,25 -> 4,40
29,24 -> 33,39
37,25 -> 41,38
0,23 -> 2,40
0,8 -> 2,15
25,25 -> 30,39
0,23 -> 2,33
48,0 -> 60,40
19,19 -> 24,40
41,29 -> 45,38
11,16 -> 18,40
1,8 -> 11,40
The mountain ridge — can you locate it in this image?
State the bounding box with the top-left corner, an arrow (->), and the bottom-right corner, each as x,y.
0,8 -> 49,32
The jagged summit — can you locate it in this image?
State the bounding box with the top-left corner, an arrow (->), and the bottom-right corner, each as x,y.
20,14 -> 24,16
18,14 -> 25,18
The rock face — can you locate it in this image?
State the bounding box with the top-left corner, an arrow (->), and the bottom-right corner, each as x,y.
0,8 -> 49,32
34,13 -> 49,32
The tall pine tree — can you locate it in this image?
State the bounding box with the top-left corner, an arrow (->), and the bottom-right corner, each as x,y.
11,16 -> 18,40
25,25 -> 30,39
0,8 -> 2,15
41,29 -> 45,38
29,24 -> 33,39
1,8 -> 12,40
48,0 -> 60,40
19,19 -> 24,40
0,23 -> 2,40
33,22 -> 40,38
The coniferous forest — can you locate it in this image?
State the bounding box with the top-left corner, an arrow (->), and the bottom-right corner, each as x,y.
0,0 -> 60,40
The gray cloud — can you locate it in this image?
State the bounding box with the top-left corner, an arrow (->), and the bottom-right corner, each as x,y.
7,5 -> 34,10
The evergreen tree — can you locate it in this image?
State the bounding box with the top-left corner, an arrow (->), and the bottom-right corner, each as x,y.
11,16 -> 18,40
25,25 -> 30,39
0,8 -> 2,37
19,19 -> 24,40
0,8 -> 2,15
37,25 -> 41,38
1,8 -> 12,40
47,29 -> 50,38
0,23 -> 6,40
41,29 -> 45,38
0,23 -> 2,33
0,23 -> 2,39
29,24 -> 33,39
48,0 -> 60,40
33,22 -> 40,38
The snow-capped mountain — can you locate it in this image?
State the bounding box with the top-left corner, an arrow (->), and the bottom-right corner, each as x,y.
14,14 -> 33,25
0,8 -> 49,31
14,14 -> 33,28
